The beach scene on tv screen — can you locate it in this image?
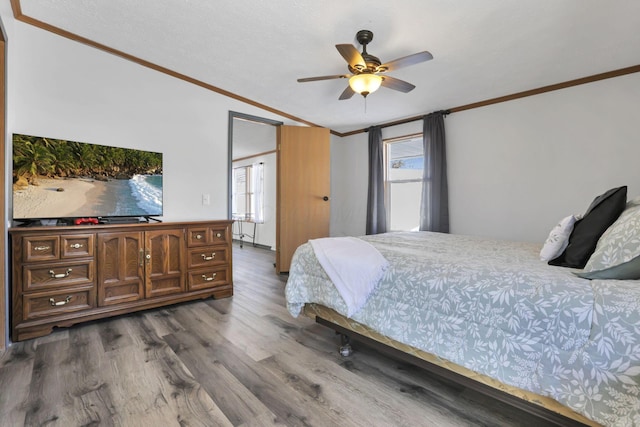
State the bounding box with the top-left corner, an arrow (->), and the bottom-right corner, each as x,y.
12,133 -> 163,220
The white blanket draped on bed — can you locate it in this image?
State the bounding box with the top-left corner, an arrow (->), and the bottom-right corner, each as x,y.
309,236 -> 389,317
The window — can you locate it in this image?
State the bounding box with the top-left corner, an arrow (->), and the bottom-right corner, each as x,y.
384,134 -> 423,231
232,162 -> 264,223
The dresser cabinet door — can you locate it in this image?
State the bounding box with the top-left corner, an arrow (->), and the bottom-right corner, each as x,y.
144,229 -> 186,298
97,232 -> 144,306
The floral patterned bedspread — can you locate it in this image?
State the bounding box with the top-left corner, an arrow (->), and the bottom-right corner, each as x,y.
285,231 -> 640,426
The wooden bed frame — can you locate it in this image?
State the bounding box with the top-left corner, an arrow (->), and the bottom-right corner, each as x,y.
303,303 -> 600,427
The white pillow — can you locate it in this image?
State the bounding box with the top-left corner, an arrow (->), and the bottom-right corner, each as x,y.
540,215 -> 578,261
584,200 -> 640,272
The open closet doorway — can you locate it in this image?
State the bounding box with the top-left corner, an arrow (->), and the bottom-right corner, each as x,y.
227,112 -> 282,250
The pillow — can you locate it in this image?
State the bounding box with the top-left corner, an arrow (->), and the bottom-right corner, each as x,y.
539,215 -> 578,261
584,197 -> 640,272
549,186 -> 627,269
575,254 -> 640,280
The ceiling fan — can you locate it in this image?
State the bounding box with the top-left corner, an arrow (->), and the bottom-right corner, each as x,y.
297,29 -> 433,100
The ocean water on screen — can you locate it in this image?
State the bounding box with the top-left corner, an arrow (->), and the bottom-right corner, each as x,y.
128,174 -> 162,215
106,174 -> 162,216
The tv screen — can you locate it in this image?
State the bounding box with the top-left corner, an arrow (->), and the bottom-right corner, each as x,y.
12,133 -> 163,221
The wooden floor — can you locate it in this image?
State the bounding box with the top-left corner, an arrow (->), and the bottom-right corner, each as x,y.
0,242 -> 560,426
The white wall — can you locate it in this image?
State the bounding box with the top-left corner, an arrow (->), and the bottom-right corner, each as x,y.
330,132 -> 370,237
2,14 -> 299,226
331,73 -> 640,243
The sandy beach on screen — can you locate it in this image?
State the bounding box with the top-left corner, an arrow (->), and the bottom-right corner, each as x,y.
12,177 -> 110,219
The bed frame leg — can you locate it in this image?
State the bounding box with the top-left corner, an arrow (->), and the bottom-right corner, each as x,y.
339,334 -> 353,357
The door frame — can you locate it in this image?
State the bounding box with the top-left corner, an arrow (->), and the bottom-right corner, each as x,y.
1,17 -> 7,352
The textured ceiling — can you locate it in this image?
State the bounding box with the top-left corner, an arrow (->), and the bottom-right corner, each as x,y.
17,0 -> 640,134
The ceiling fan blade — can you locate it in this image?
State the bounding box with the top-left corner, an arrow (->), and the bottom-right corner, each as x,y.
336,44 -> 366,70
339,85 -> 355,100
378,51 -> 433,72
297,74 -> 350,83
381,76 -> 416,93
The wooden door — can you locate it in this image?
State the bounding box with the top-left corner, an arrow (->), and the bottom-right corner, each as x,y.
276,125 -> 331,273
144,229 -> 186,298
97,232 -> 144,306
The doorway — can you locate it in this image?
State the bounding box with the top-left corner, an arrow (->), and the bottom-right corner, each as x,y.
227,112 -> 282,249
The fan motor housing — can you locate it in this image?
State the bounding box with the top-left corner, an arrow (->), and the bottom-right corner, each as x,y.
363,53 -> 381,68
356,29 -> 374,46
355,30 -> 381,72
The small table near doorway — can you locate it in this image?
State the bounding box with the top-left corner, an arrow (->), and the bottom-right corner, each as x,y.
232,216 -> 257,248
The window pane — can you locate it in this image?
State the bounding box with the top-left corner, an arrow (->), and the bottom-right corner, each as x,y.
389,181 -> 421,231
232,166 -> 248,219
388,137 -> 423,181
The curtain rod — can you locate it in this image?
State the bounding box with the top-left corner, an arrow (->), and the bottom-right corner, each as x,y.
339,64 -> 640,137
362,110 -> 450,132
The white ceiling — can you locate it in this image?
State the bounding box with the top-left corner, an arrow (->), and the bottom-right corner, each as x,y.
18,0 -> 640,134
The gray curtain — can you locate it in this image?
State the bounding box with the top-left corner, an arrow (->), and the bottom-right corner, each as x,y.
366,126 -> 387,234
420,112 -> 449,232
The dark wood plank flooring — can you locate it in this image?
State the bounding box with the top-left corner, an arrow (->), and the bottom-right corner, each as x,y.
0,242 -> 560,426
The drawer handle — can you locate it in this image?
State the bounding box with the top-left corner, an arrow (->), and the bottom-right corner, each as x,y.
202,273 -> 217,282
215,233 -> 222,238
49,296 -> 72,306
69,243 -> 84,249
34,245 -> 51,251
48,268 -> 72,279
195,234 -> 203,240
201,253 -> 216,261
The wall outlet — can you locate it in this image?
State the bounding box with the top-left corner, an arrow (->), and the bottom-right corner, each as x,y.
202,193 -> 210,206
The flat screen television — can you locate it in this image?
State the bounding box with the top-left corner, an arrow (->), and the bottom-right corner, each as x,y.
12,133 -> 163,223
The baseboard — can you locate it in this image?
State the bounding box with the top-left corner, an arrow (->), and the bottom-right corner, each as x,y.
232,239 -> 273,250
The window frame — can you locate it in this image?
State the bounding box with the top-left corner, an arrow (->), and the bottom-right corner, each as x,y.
383,132 -> 424,231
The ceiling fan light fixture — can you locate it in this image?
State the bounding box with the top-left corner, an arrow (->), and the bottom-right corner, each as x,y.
349,73 -> 382,97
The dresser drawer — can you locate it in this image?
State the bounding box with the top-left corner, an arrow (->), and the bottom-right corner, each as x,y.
22,285 -> 96,321
187,225 -> 229,247
187,247 -> 228,268
23,260 -> 95,292
23,235 -> 60,262
61,234 -> 94,258
23,233 -> 95,261
188,267 -> 229,291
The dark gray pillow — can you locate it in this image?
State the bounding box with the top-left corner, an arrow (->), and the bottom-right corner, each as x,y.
575,255 -> 640,280
550,186 -> 627,269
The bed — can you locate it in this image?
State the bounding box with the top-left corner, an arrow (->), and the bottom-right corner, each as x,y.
285,228 -> 640,427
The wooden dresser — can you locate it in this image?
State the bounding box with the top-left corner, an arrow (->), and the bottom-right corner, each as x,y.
9,220 -> 233,341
